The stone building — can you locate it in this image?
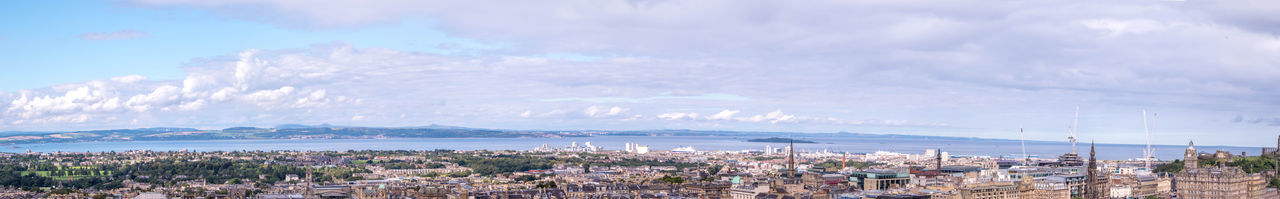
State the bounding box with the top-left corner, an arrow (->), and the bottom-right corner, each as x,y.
957,173 -> 1065,199
1176,166 -> 1262,198
1175,140 -> 1278,199
684,182 -> 733,199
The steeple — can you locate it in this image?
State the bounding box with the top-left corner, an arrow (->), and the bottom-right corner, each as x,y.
1089,142 -> 1095,159
936,149 -> 943,170
787,136 -> 796,180
1085,141 -> 1099,199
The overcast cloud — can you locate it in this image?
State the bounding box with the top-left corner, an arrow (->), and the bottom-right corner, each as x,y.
3,0 -> 1277,146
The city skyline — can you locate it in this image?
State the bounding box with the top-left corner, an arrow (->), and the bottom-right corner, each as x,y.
3,0 -> 1280,146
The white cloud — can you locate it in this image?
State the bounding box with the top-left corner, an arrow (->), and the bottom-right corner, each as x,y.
1078,19 -> 1169,36
239,86 -> 293,107
584,106 -> 628,118
177,99 -> 206,111
706,110 -> 740,120
111,75 -> 148,83
6,86 -> 122,120
658,112 -> 699,121
125,85 -> 181,112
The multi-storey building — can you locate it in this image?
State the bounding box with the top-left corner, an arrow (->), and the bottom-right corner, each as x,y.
1175,141 -> 1277,199
849,170 -> 910,191
957,174 -> 1064,199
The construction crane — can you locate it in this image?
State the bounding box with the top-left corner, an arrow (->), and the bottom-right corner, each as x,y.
1021,127 -> 1029,166
1069,105 -> 1079,154
1142,110 -> 1157,170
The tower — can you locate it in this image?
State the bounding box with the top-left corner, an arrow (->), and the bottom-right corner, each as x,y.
787,137 -> 796,181
936,149 -> 943,170
1185,141 -> 1198,170
841,152 -> 847,170
1085,142 -> 1099,199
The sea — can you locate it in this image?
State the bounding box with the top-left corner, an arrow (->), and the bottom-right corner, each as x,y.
0,136 -> 1263,161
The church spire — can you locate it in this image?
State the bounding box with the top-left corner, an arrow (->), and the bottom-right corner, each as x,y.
1085,141 -> 1100,199
787,136 -> 796,180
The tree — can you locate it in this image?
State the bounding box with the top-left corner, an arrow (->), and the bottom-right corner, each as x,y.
658,175 -> 685,184
708,165 -> 723,176
1153,159 -> 1183,173
514,175 -> 537,182
535,181 -> 557,188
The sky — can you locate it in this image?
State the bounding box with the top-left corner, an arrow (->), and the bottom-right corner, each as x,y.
1,0 -> 1278,147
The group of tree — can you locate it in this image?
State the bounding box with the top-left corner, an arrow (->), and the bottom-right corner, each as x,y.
437,154 -> 559,176
657,175 -> 685,184
535,181 -> 558,188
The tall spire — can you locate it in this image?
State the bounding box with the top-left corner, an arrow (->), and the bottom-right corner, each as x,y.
1089,142 -> 1095,157
936,149 -> 943,170
786,135 -> 796,181
1085,141 -> 1099,199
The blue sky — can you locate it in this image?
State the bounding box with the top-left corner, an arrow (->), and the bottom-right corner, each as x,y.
0,1 -> 492,91
1,0 -> 1278,147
